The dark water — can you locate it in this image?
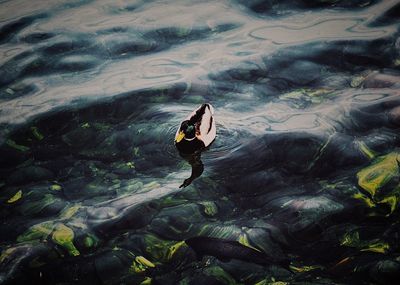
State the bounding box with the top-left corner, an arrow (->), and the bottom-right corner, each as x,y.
1,0 -> 400,284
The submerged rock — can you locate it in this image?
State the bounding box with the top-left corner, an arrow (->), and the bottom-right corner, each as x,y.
198,224 -> 242,241
141,233 -> 188,264
63,176 -> 111,200
17,221 -> 55,242
271,60 -> 324,86
202,265 -> 237,285
0,242 -> 51,284
0,2 -> 399,285
62,126 -> 97,148
272,195 -> 344,242
0,141 -> 30,169
7,166 -> 54,185
185,236 -> 289,268
94,250 -> 130,281
17,193 -> 63,216
149,203 -> 204,240
94,249 -> 147,284
370,260 -> 400,284
217,259 -> 287,284
245,227 -> 287,263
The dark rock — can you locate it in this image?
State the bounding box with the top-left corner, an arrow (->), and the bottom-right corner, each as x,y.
370,259 -> 400,284
0,143 -> 29,170
149,204 -> 203,240
94,250 -> 129,284
7,166 -> 54,185
270,60 -> 324,86
62,177 -> 93,200
186,236 -> 290,268
62,127 -> 97,148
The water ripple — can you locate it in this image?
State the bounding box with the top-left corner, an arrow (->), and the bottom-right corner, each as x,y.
249,16 -> 395,45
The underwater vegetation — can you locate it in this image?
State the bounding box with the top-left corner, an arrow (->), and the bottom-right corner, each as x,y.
1,0 -> 400,284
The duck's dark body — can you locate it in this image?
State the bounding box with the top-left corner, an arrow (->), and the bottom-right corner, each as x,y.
175,137 -> 205,154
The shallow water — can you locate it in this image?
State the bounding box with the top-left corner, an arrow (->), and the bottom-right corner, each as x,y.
1,0 -> 400,284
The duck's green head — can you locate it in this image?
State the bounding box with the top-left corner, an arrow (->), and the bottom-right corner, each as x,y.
176,121 -> 195,143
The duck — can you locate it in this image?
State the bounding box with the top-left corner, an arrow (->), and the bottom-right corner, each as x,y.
174,103 -> 216,154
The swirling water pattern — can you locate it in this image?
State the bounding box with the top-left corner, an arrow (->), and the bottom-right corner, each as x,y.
1,0 -> 400,284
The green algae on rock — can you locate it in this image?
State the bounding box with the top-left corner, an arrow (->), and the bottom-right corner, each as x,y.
30,126 -> 44,140
143,234 -> 188,263
52,223 -> 80,256
131,255 -> 155,273
340,231 -> 390,254
50,184 -> 62,191
203,265 -> 237,285
5,139 -> 30,152
355,152 -> 400,215
83,234 -> 99,248
17,221 -> 55,242
199,201 -> 218,217
7,190 -> 22,203
357,152 -> 400,198
59,203 -> 82,220
17,193 -> 60,216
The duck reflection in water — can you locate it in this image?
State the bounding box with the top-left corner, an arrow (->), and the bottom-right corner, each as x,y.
175,103 -> 216,188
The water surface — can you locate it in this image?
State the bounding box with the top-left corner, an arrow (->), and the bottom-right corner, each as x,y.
1,0 -> 400,284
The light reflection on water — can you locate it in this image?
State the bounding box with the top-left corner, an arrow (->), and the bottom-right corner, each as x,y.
1,0 -> 400,284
